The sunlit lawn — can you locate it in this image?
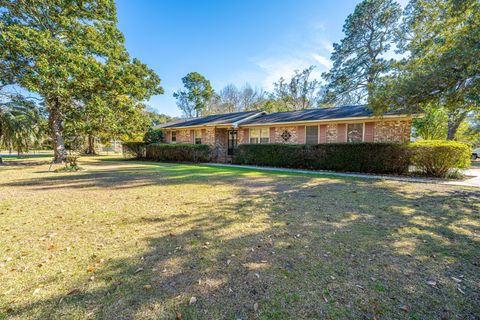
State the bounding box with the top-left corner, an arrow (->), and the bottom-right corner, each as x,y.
0,157 -> 479,319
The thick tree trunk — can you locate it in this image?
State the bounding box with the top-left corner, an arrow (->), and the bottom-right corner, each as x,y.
48,97 -> 67,163
86,134 -> 96,155
446,110 -> 467,140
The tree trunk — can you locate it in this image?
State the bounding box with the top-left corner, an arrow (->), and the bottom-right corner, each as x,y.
446,110 -> 467,140
48,97 -> 67,163
86,134 -> 96,155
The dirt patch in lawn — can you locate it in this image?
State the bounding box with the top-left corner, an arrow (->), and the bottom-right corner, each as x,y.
1,157 -> 479,319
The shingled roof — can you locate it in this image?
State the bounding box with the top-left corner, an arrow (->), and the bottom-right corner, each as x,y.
156,110 -> 265,128
241,105 -> 402,125
157,105 -> 409,129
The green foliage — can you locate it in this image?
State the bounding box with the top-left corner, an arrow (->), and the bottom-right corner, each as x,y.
122,141 -> 146,159
321,0 -> 401,105
371,0 -> 480,139
412,105 -> 448,140
0,93 -> 44,153
144,110 -> 176,127
0,0 -> 163,161
270,66 -> 319,110
409,140 -> 471,177
145,144 -> 210,163
233,143 -> 411,174
143,128 -> 165,144
174,72 -> 214,118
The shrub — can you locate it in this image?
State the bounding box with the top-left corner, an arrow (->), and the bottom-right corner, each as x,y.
233,143 -> 411,174
122,142 -> 146,158
409,140 -> 471,177
143,128 -> 165,144
146,143 -> 210,162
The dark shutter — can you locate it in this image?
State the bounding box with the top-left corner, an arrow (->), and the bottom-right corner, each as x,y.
305,126 -> 319,144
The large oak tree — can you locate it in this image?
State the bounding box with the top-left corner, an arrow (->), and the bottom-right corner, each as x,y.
0,0 -> 162,161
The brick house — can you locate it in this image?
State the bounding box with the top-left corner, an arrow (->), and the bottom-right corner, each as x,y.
156,105 -> 413,162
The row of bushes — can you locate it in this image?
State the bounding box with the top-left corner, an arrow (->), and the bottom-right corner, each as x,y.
123,142 -> 210,163
233,140 -> 471,177
123,140 -> 471,178
233,143 -> 411,174
145,143 -> 210,162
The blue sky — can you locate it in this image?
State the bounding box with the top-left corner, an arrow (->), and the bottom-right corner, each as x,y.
115,0 -> 405,117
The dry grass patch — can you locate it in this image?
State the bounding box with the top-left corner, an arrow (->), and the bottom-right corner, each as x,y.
0,157 -> 479,319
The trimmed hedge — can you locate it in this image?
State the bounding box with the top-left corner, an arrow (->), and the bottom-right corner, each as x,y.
409,140 -> 471,177
145,143 -> 210,162
122,142 -> 146,158
233,143 -> 411,174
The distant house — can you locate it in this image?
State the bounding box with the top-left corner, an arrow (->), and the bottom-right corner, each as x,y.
156,105 -> 413,162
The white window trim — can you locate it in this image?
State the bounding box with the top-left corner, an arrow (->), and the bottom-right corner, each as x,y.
194,129 -> 202,144
171,130 -> 177,144
250,127 -> 270,144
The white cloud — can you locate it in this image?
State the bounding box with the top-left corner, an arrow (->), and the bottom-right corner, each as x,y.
241,20 -> 334,91
312,53 -> 332,69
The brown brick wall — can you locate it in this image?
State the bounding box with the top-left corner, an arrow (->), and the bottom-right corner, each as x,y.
319,125 -> 327,143
213,128 -> 229,162
238,128 -> 248,144
326,124 -> 337,143
204,127 -> 216,146
364,122 -> 374,142
175,129 -> 193,143
297,126 -> 305,144
374,120 -> 411,143
337,124 -> 346,143
273,126 -> 298,144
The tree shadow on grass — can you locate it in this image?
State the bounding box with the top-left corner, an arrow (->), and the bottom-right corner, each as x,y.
2,161 -> 480,319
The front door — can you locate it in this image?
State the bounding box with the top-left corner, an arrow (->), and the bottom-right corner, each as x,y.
227,130 -> 237,156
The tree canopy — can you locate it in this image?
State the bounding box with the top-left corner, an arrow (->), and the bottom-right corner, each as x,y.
174,72 -> 214,118
371,0 -> 480,139
0,0 -> 163,160
321,0 -> 401,105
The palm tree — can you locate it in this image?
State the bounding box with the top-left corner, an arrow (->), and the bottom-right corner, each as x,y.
0,98 -> 44,155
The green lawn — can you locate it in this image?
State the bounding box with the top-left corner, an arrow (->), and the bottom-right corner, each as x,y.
1,157 -> 479,319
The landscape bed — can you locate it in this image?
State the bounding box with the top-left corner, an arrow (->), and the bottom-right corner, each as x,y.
0,157 -> 479,319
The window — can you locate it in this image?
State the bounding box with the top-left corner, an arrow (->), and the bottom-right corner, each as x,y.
194,129 -> 202,144
260,128 -> 269,143
171,131 -> 176,143
305,126 -> 318,144
250,128 -> 269,144
347,123 -> 363,142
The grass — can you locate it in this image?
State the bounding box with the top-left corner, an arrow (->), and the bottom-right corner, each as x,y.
0,157 -> 479,319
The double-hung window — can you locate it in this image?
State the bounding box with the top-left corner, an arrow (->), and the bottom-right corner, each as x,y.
194,129 -> 202,144
250,128 -> 269,144
171,131 -> 177,143
347,123 -> 363,142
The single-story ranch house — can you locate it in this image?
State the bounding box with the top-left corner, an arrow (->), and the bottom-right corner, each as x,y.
156,105 -> 413,162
